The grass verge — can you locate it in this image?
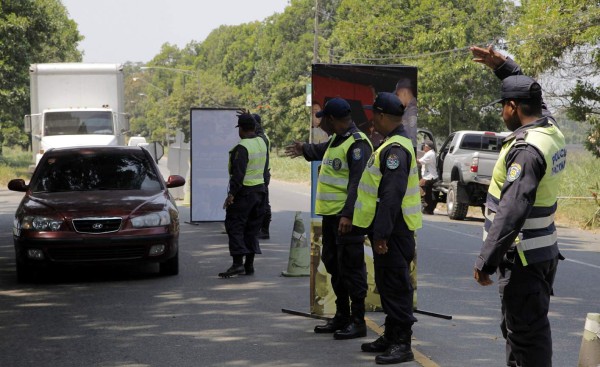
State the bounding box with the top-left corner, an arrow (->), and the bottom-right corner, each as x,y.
269,151 -> 311,184
0,148 -> 33,187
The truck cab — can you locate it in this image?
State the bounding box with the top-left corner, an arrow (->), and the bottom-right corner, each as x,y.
433,130 -> 509,220
25,63 -> 129,167
26,108 -> 127,164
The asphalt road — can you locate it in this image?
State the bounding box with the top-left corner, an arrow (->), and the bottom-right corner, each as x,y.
0,178 -> 598,367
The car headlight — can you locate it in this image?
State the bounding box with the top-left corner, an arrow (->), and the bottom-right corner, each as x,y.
21,216 -> 63,231
131,212 -> 171,228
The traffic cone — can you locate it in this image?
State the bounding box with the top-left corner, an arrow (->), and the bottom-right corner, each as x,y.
578,313 -> 600,367
282,211 -> 310,277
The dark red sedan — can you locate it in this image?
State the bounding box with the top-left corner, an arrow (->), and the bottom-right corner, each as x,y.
8,146 -> 185,282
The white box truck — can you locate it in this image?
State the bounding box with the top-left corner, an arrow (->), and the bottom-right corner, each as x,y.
25,63 -> 129,165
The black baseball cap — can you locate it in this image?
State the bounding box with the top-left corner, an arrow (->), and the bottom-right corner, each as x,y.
252,113 -> 262,125
491,75 -> 542,104
315,97 -> 352,118
235,113 -> 256,128
364,92 -> 405,116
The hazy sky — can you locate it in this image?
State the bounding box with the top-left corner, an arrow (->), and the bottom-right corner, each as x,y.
61,0 -> 290,64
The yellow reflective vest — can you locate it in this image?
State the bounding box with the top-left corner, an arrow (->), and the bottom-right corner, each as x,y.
315,131 -> 372,215
353,135 -> 422,231
229,137 -> 268,187
485,121 -> 566,265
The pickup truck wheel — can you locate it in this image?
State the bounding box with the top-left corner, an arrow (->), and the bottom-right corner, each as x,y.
447,182 -> 469,220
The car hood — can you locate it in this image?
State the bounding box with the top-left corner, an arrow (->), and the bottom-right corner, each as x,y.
21,191 -> 167,217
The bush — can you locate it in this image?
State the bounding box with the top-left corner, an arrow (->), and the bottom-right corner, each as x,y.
0,148 -> 32,186
556,148 -> 600,230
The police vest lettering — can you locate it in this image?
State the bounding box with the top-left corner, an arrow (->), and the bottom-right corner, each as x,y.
230,137 -> 268,187
486,122 -> 566,265
353,135 -> 422,231
315,131 -> 372,216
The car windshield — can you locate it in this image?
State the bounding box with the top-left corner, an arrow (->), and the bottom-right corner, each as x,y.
44,111 -> 114,136
31,151 -> 162,192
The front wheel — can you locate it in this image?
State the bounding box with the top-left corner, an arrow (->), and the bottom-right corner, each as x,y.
159,251 -> 179,276
16,259 -> 34,283
447,181 -> 469,220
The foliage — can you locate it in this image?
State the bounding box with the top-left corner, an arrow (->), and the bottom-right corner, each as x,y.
0,147 -> 32,186
0,0 -> 82,154
584,182 -> 600,229
269,153 -> 311,184
506,0 -> 600,158
328,0 -> 510,138
2,0 -> 596,156
556,148 -> 600,229
583,115 -> 600,158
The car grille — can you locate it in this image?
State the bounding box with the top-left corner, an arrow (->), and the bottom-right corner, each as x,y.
72,217 -> 122,234
48,245 -> 147,262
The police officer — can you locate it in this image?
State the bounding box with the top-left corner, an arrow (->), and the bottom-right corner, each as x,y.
220,112 -> 268,278
470,45 -> 567,367
252,113 -> 272,240
285,97 -> 373,340
353,92 -> 422,364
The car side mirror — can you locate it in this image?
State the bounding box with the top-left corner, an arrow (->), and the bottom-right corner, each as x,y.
166,175 -> 185,189
8,179 -> 28,192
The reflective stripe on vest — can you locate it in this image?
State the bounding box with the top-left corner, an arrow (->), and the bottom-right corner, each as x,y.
230,137 -> 268,187
353,135 -> 422,231
315,131 -> 372,215
485,122 -> 566,265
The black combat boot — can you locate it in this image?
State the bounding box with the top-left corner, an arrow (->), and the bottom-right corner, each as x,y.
314,313 -> 350,334
375,327 -> 414,364
334,300 -> 367,339
218,256 -> 245,278
244,253 -> 255,275
362,323 -> 392,352
218,264 -> 245,278
333,319 -> 367,340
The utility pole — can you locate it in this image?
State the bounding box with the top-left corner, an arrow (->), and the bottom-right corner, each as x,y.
313,0 -> 318,64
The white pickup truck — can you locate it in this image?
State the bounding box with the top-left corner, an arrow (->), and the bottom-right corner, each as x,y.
432,130 -> 510,220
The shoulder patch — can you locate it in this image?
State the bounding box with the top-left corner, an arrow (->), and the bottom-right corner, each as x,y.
352,132 -> 364,141
386,154 -> 400,170
332,158 -> 343,171
506,163 -> 522,182
352,148 -> 362,161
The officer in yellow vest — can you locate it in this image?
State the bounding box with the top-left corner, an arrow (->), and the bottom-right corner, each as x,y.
220,113 -> 268,278
470,45 -> 567,367
353,92 -> 422,365
253,113 -> 272,240
285,97 -> 373,340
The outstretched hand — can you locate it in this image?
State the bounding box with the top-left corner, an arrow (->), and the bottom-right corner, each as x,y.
284,141 -> 304,158
236,108 -> 251,117
470,45 -> 506,69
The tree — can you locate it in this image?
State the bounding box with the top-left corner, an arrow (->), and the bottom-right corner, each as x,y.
330,0 -> 510,138
507,0 -> 600,157
0,0 -> 82,153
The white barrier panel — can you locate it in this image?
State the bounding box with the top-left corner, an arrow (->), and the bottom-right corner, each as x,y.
190,108 -> 240,222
